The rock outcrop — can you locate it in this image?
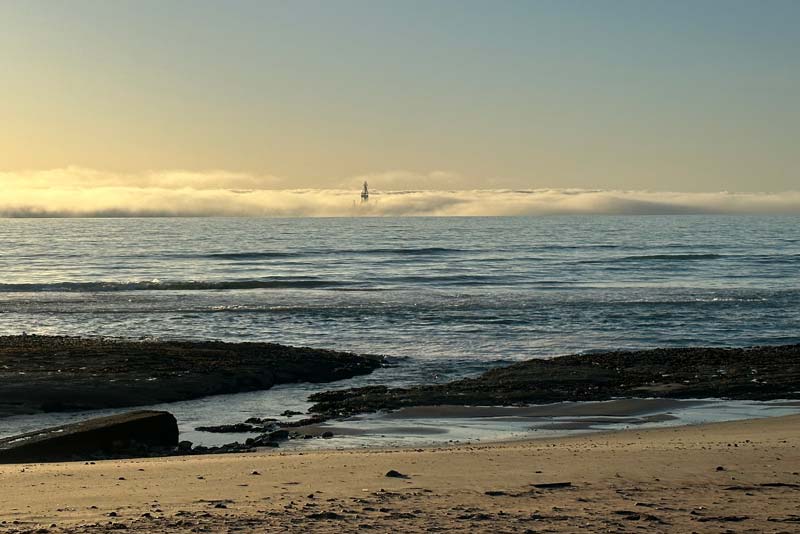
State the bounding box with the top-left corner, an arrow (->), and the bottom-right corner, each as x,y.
308,345 -> 800,418
0,335 -> 383,418
0,410 -> 178,463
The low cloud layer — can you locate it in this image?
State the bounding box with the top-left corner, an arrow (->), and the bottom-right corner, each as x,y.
1,168 -> 799,217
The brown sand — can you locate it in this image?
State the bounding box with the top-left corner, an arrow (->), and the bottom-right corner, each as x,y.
1,415 -> 799,533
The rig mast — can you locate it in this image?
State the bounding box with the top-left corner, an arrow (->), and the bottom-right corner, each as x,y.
360,181 -> 369,202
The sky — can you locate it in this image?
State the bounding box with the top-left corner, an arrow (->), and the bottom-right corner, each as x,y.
1,1 -> 798,216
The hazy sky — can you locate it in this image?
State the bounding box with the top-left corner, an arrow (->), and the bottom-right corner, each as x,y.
1,0 -> 798,193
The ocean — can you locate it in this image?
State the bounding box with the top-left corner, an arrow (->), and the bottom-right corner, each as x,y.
1,215 -> 799,445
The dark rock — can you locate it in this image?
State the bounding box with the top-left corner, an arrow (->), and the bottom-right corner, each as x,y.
213,442 -> 256,454
0,410 -> 178,463
279,415 -> 327,428
244,417 -> 278,425
267,430 -> 290,441
0,335 -> 383,418
385,470 -> 409,479
694,515 -> 749,522
281,410 -> 304,417
247,434 -> 281,448
321,431 -> 334,439
177,441 -> 193,453
308,345 -> 800,418
768,515 -> 800,523
759,482 -> 800,488
307,511 -> 344,520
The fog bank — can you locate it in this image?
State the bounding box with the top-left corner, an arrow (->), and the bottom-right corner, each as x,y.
2,169 -> 798,217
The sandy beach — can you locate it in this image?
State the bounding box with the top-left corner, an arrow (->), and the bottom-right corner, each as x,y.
1,414 -> 798,533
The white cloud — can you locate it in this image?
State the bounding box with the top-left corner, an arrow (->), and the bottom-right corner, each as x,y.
1,168 -> 799,217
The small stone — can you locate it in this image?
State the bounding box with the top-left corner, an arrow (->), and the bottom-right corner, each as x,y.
307,511 -> 343,520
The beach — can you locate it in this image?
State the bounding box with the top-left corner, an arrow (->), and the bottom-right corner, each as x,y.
2,414 -> 798,533
4,3 -> 799,532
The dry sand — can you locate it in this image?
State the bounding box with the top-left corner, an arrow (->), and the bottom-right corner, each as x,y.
1,415 -> 799,533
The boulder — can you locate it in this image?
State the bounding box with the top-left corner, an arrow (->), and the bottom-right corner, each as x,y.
0,410 -> 178,463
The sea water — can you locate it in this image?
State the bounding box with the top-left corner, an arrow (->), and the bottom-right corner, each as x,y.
0,215 -> 798,445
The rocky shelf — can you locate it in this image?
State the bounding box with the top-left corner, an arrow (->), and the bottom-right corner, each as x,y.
0,410 -> 180,463
307,345 -> 800,418
0,335 -> 383,418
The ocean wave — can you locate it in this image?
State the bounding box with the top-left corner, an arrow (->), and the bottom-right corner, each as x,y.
0,279 -> 348,292
580,253 -> 724,264
195,247 -> 463,260
201,252 -> 300,260
354,247 -> 461,256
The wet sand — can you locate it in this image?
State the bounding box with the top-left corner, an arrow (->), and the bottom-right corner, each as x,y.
1,415 -> 799,533
383,397 -> 698,418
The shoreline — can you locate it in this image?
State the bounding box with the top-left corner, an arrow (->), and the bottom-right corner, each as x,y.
5,394 -> 800,453
2,414 -> 799,532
